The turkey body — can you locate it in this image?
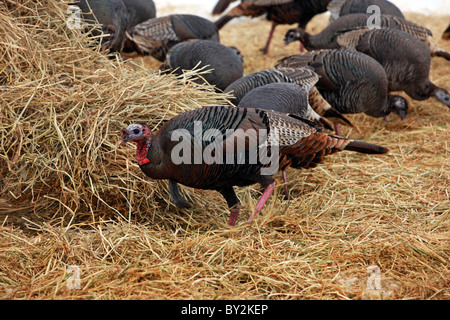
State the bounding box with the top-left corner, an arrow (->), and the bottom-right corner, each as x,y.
165,40 -> 244,91
225,67 -> 318,105
224,67 -> 353,129
126,14 -> 220,61
276,49 -> 408,119
336,28 -> 450,107
121,106 -> 389,226
213,0 -> 332,53
73,0 -> 129,52
284,13 -> 434,52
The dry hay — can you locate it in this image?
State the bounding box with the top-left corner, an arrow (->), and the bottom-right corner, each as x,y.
0,1 -> 449,300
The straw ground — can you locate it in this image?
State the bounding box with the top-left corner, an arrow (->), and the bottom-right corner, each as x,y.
0,1 -> 448,299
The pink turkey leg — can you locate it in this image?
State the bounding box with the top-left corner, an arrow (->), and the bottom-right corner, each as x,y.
334,123 -> 341,136
262,23 -> 276,54
228,204 -> 242,227
247,181 -> 276,223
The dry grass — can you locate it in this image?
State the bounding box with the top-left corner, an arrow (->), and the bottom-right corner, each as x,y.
0,1 -> 449,300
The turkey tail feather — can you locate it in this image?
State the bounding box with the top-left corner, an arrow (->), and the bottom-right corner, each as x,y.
344,140 -> 389,154
215,15 -> 234,29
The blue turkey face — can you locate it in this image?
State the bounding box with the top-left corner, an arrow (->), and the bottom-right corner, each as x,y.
391,96 -> 408,120
121,123 -> 145,143
284,28 -> 304,45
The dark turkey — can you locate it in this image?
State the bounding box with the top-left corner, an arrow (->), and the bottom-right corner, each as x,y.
327,0 -> 404,22
122,0 -> 156,30
121,106 -> 389,226
336,28 -> 450,108
284,13 -> 450,60
212,0 -> 332,54
225,66 -> 318,105
71,0 -> 129,52
276,49 -> 409,134
125,14 -> 220,61
236,82 -> 331,129
162,40 -> 244,92
224,66 -> 354,128
443,24 -> 450,40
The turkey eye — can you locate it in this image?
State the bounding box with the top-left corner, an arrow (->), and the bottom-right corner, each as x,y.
133,129 -> 140,134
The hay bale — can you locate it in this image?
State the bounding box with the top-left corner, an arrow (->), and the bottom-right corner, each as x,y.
0,0 -> 231,225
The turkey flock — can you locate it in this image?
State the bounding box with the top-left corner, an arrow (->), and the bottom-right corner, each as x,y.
75,0 -> 450,227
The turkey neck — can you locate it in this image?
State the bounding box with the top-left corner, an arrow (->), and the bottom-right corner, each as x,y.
136,132 -> 168,180
301,33 -> 315,51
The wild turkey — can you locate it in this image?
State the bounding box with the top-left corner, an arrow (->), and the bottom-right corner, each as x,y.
327,0 -> 404,23
236,82 -> 331,200
284,13 -> 450,60
276,49 -> 409,134
336,28 -> 450,108
120,106 -> 389,226
212,0 -> 332,54
72,0 -> 129,52
125,14 -> 220,61
122,0 -> 156,30
443,24 -> 450,40
223,66 -> 354,129
162,40 -> 244,92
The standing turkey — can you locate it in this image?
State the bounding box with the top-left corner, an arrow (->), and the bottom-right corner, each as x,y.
161,40 -> 244,92
125,14 -> 220,61
168,80 -> 331,207
284,13 -> 450,60
236,83 -> 329,128
122,0 -> 156,30
212,0 -> 332,54
336,28 -> 450,109
71,0 -> 129,52
223,66 -> 354,129
120,106 -> 389,226
276,49 -> 409,134
327,0 -> 404,22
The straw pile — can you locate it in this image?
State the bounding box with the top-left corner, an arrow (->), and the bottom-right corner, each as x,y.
0,0 -> 230,226
0,1 -> 449,300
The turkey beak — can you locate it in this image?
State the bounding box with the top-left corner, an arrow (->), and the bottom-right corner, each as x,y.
284,36 -> 292,46
433,88 -> 450,108
398,109 -> 407,121
120,129 -> 129,144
